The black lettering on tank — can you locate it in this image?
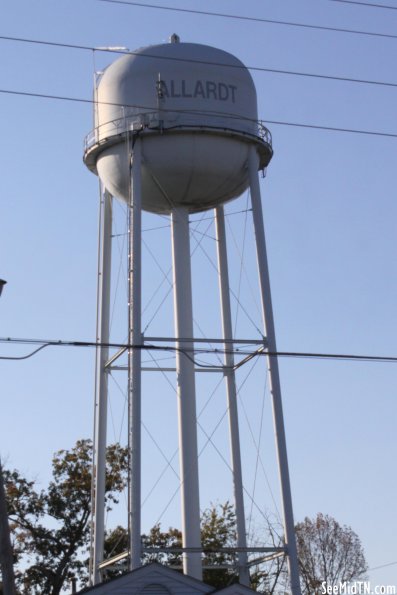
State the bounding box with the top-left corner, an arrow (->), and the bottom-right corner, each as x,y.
194,80 -> 206,99
162,80 -> 238,102
228,85 -> 237,103
218,83 -> 229,101
206,81 -> 217,99
181,80 -> 192,98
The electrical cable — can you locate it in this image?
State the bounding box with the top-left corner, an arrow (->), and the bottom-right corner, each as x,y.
0,87 -> 396,139
0,343 -> 51,360
354,558 -> 397,578
265,118 -> 397,139
329,0 -> 397,9
2,34 -> 397,89
97,0 -> 397,41
365,560 -> 397,572
3,336 -> 397,364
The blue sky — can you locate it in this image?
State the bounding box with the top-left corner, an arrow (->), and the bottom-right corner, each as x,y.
1,0 -> 396,588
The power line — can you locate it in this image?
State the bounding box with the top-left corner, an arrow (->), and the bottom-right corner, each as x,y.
368,560 -> 397,571
0,34 -> 106,54
97,0 -> 397,41
0,87 -> 396,139
0,87 -> 93,106
2,34 -> 397,89
266,118 -> 397,139
2,336 -> 397,364
358,559 -> 397,574
329,0 -> 397,10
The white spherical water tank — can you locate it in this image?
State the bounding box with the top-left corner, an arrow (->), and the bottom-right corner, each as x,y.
84,35 -> 272,213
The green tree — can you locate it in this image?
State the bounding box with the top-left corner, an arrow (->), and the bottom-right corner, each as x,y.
4,439 -> 127,595
101,523 -> 187,579
104,502 -> 239,588
201,502 -> 239,588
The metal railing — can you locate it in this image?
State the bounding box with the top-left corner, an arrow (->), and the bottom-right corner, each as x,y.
258,121 -> 272,146
84,112 -> 272,153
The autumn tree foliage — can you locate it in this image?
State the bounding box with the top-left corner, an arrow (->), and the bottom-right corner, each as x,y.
3,439 -> 127,594
295,513 -> 368,594
2,440 -> 368,595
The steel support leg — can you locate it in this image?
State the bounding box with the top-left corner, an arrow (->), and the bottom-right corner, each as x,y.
171,207 -> 202,581
215,206 -> 250,586
128,138 -> 142,570
248,147 -> 302,595
91,185 -> 113,585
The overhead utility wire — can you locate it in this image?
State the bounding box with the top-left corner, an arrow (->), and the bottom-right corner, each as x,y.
265,118 -> 397,139
1,34 -> 397,89
0,343 -> 49,361
0,338 -> 257,371
0,87 -> 396,140
329,0 -> 397,10
98,0 -> 397,41
365,560 -> 397,572
2,337 -> 397,364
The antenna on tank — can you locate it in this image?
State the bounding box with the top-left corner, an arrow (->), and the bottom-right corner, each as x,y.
83,38 -> 301,595
169,33 -> 180,43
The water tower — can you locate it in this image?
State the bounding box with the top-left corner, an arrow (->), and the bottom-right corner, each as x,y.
84,36 -> 301,595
